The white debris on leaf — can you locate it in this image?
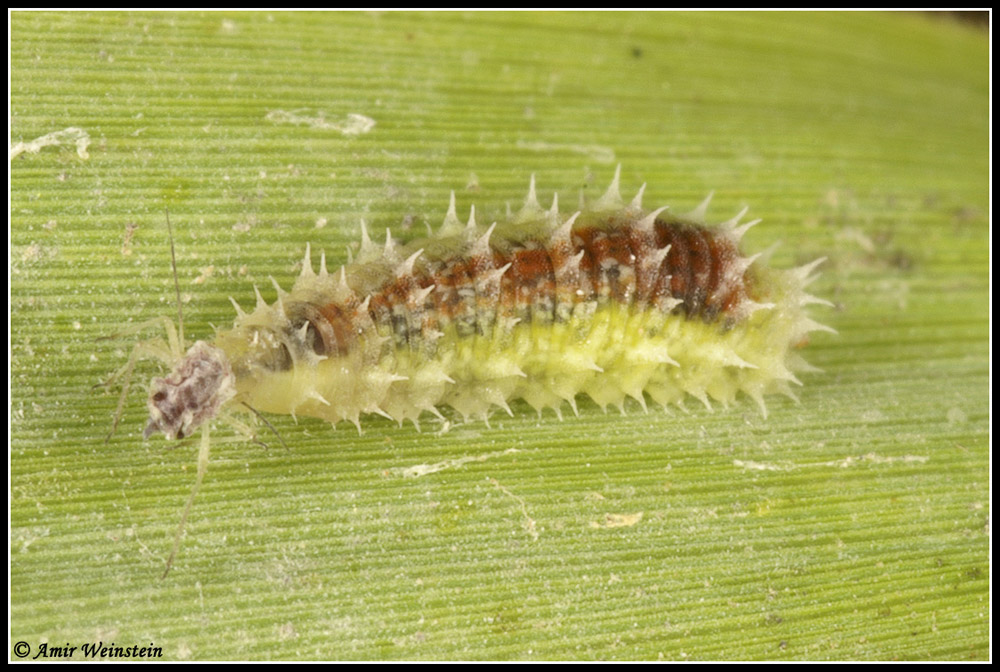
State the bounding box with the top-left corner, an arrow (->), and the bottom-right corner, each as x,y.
10,127 -> 91,160
265,109 -> 375,136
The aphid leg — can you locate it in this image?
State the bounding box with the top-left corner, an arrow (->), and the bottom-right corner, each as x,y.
162,424 -> 211,579
101,315 -> 183,361
103,340 -> 166,444
98,316 -> 182,444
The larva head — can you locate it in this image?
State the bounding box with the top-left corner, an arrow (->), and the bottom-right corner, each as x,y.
144,341 -> 236,440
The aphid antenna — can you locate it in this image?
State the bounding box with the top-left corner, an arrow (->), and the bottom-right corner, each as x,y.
165,208 -> 185,355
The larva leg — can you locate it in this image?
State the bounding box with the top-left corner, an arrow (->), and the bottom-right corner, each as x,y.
217,409 -> 257,442
224,404 -> 289,451
162,424 -> 211,579
215,409 -> 271,449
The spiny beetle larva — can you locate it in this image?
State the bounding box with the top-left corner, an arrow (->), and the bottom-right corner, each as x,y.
107,166 -> 833,575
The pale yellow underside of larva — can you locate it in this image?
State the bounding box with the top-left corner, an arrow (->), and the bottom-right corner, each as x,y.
226,265 -> 812,428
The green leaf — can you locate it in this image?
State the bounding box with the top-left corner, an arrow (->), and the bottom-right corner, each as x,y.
11,11 -> 987,660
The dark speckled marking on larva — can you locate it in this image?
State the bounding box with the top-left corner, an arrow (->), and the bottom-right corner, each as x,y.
126,167 -> 835,442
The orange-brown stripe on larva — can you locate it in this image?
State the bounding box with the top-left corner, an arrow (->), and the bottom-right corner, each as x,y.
348,217 -> 749,350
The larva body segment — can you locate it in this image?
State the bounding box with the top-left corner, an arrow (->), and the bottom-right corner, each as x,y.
146,170 -> 832,438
